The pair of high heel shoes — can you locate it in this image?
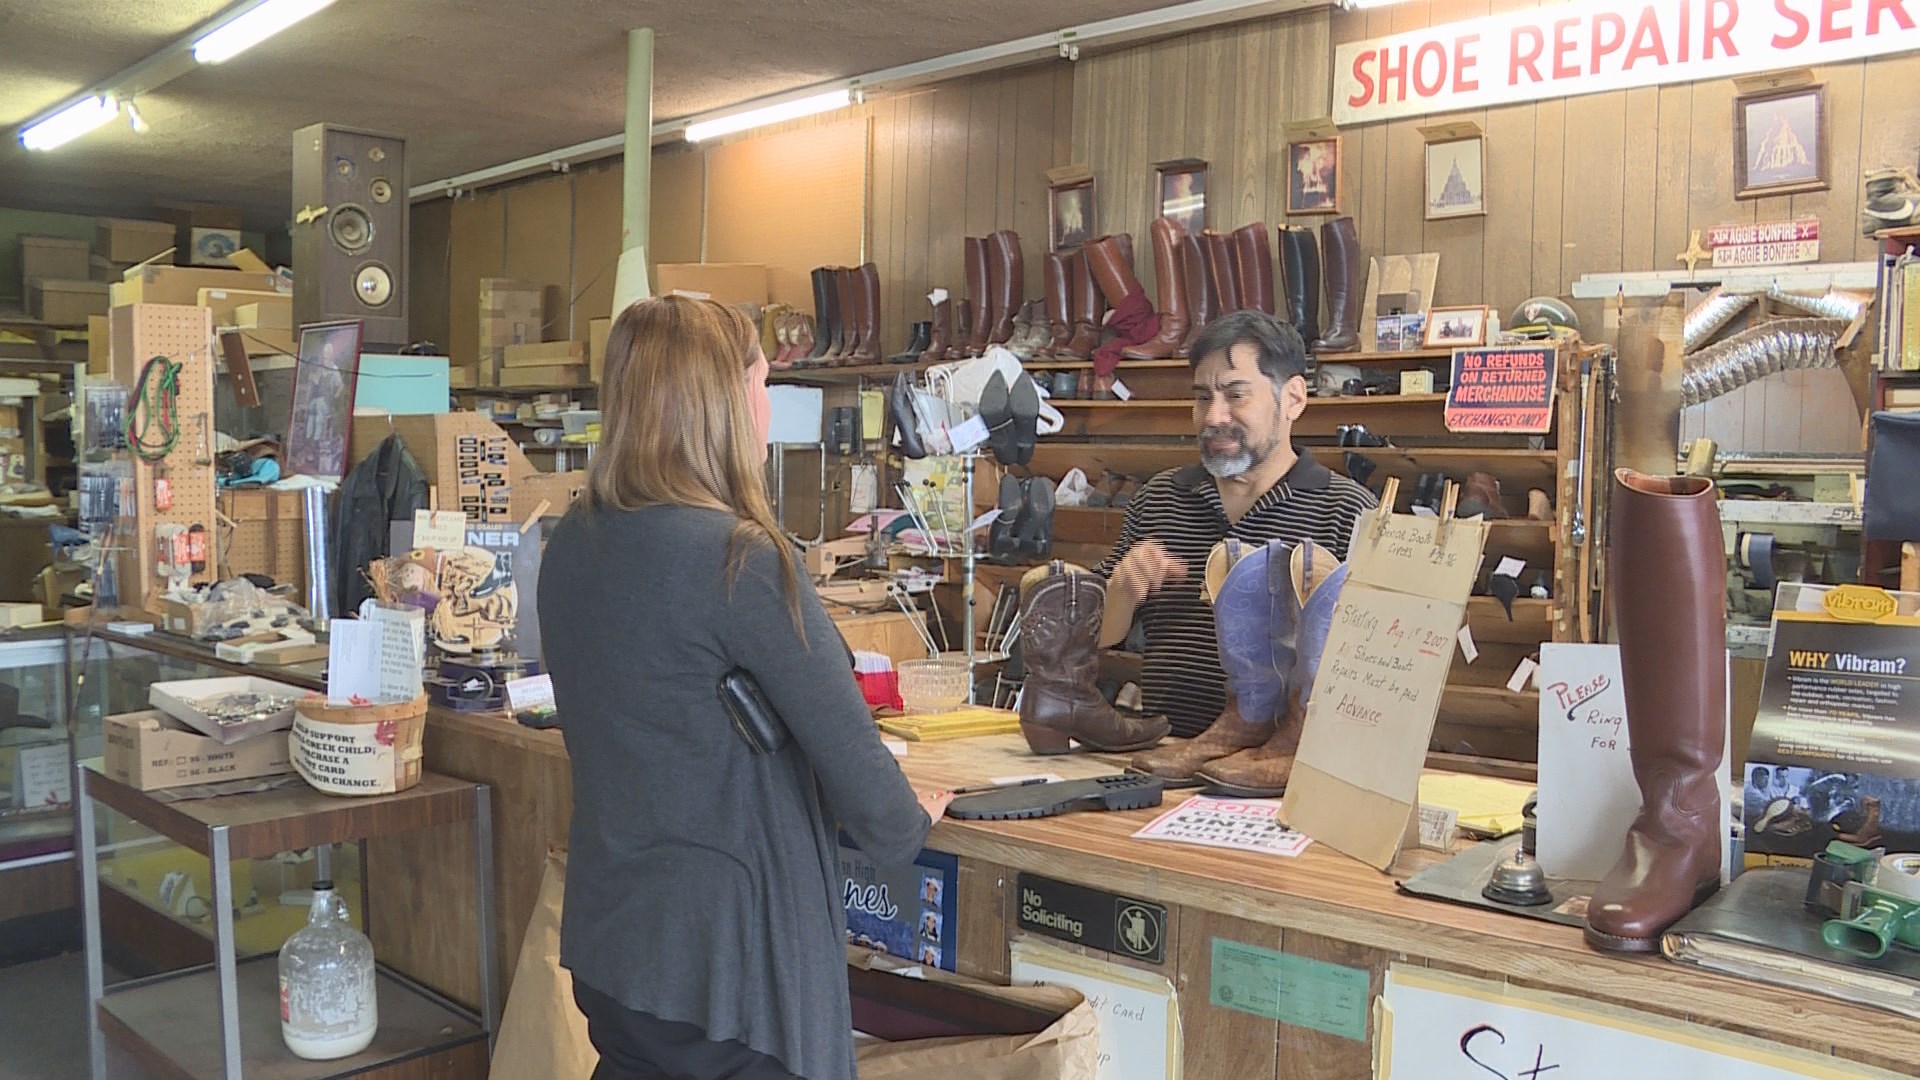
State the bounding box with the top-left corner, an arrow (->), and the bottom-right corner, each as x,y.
989,475 -> 1054,561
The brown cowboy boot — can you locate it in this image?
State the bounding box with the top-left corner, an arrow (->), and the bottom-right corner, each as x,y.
1178,232 -> 1216,356
1585,471 -> 1727,954
1018,563 -> 1170,755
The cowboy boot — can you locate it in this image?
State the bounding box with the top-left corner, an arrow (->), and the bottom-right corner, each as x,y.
1457,471 -> 1509,519
964,237 -> 992,355
1008,301 -> 1037,358
847,262 -> 882,365
1063,248 -> 1102,359
1585,471 -> 1727,954
1045,252 -> 1075,355
805,268 -> 834,366
1204,231 -> 1242,313
762,303 -> 789,367
1018,563 -> 1171,754
1123,217 -> 1190,360
1130,541 -> 1284,782
1195,542 -> 1327,797
988,230 -> 1024,346
948,298 -> 973,361
919,297 -> 952,364
1232,223 -> 1276,315
1179,232 -> 1216,356
1312,217 -> 1361,353
1281,226 -> 1321,343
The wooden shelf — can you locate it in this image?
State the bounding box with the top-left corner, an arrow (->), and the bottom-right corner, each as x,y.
452,384 -> 593,395
1467,597 -> 1555,645
1315,347 -> 1457,363
99,955 -> 485,1080
1304,392 -> 1449,407
1439,683 -> 1537,717
1028,359 -> 1188,370
772,359 -> 930,381
1050,399 -> 1190,408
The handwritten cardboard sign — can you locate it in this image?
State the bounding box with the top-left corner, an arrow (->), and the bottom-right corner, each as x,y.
1445,347 -> 1555,434
1536,643 -> 1639,881
1283,507 -> 1488,869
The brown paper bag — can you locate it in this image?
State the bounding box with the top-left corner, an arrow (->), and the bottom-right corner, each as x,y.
488,850 -> 596,1080
850,950 -> 1099,1080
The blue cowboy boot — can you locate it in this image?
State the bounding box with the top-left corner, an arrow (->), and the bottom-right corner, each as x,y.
1129,540 -> 1288,783
1198,541 -> 1335,798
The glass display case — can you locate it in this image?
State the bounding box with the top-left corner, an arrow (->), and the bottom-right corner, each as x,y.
0,634 -> 74,866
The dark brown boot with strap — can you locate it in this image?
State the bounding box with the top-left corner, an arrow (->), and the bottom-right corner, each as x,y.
1017,563 -> 1170,755
1584,471 -> 1727,954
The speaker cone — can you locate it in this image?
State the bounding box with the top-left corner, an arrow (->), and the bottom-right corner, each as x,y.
370,178 -> 393,204
330,205 -> 374,254
355,263 -> 394,308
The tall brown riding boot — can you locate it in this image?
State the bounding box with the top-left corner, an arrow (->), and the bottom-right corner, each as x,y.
847,262 -> 882,365
1044,252 -> 1074,354
1123,218 -> 1189,360
1311,216 -> 1361,353
1280,226 -> 1321,344
919,296 -> 951,364
948,298 -> 973,361
1018,564 -> 1171,755
1086,235 -> 1144,310
803,267 -> 834,366
964,237 -> 992,355
988,230 -> 1024,346
1585,471 -> 1727,954
1062,249 -> 1101,359
824,267 -> 857,365
1232,223 -> 1276,315
1205,231 -> 1242,313
1179,233 -> 1216,355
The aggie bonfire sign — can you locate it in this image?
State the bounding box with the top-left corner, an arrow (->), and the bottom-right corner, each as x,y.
1336,0 -> 1920,124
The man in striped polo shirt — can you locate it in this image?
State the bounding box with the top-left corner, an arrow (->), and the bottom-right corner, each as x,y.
1097,310 -> 1376,746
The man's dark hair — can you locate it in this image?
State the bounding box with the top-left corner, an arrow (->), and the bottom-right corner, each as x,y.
1187,310 -> 1309,388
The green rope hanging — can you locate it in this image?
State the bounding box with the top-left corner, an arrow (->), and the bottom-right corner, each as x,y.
125,355 -> 183,463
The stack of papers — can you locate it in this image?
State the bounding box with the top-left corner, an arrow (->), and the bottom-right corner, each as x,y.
877,706 -> 1021,742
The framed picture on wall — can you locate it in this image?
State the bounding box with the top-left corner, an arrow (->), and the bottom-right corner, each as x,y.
1049,178 -> 1097,252
1425,137 -> 1485,220
1286,138 -> 1341,215
1154,158 -> 1209,237
285,320 -> 363,479
1734,84 -> 1828,199
1422,305 -> 1488,349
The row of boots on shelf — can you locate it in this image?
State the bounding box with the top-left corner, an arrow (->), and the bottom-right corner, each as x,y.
770,264 -> 883,369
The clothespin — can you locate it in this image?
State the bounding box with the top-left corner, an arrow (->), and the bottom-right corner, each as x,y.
1373,476 -> 1402,543
1436,480 -> 1459,545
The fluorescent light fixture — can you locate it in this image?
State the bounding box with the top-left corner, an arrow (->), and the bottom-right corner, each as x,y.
683,89 -> 853,142
1346,0 -> 1414,8
193,0 -> 339,64
20,96 -> 118,151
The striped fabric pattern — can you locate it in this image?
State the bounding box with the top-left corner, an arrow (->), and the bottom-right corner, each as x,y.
1097,453 -> 1378,737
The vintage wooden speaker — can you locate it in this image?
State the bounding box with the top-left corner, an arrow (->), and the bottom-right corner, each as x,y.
292,123 -> 409,347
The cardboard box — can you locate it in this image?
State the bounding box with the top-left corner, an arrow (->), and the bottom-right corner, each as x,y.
172,205 -> 243,268
113,265 -> 284,309
236,327 -> 295,357
218,488 -> 307,595
95,217 -> 176,264
655,263 -> 768,307
29,280 -> 109,326
511,469 -> 587,523
448,365 -> 476,389
500,364 -> 585,387
0,602 -> 42,628
87,315 -> 110,375
103,709 -> 294,792
589,317 -> 612,382
348,413 -> 533,526
479,278 -> 543,379
20,235 -> 90,291
160,597 -> 221,639
234,299 -> 292,330
197,286 -> 287,329
187,227 -> 242,268
503,340 -> 584,369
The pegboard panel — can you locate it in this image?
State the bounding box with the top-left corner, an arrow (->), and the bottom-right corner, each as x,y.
111,303 -> 220,613
218,488 -> 306,595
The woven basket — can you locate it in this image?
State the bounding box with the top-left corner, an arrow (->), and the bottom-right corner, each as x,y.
291,693 -> 429,796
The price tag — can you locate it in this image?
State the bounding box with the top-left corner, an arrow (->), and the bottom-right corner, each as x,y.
1494,556 -> 1527,580
1111,378 -> 1134,401
1507,656 -> 1539,692
949,414 -> 991,453
505,673 -> 555,713
1457,624 -> 1479,663
413,509 -> 468,551
1417,805 -> 1459,851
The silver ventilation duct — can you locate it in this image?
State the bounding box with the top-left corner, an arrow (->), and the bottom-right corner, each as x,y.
1680,318 -> 1850,407
1683,289 -> 1756,354
1767,287 -> 1871,323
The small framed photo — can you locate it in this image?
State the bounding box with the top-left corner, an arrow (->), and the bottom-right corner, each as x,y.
1154,159 -> 1208,236
1286,138 -> 1342,215
1423,306 -> 1488,349
1425,137 -> 1485,220
285,320 -> 363,479
1049,178 -> 1096,252
1374,315 -> 1404,351
1734,84 -> 1827,199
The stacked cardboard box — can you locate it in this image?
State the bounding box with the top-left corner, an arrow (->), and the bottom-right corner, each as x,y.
19,235 -> 89,294
226,294 -> 295,356
29,280 -> 110,326
95,217 -> 176,266
478,278 -> 543,385
589,317 -> 613,382
501,340 -> 586,386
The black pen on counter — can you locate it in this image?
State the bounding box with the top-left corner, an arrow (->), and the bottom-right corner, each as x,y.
947,777 -> 1053,796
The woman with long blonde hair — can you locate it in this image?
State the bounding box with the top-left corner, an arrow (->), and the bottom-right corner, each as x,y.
540,296 -> 944,1080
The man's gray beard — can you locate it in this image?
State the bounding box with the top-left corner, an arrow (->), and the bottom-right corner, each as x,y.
1201,448 -> 1253,478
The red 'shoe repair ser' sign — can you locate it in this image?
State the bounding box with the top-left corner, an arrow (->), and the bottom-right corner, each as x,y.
1335,0 -> 1920,124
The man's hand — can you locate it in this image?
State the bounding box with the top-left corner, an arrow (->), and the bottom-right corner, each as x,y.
1112,540 -> 1187,603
